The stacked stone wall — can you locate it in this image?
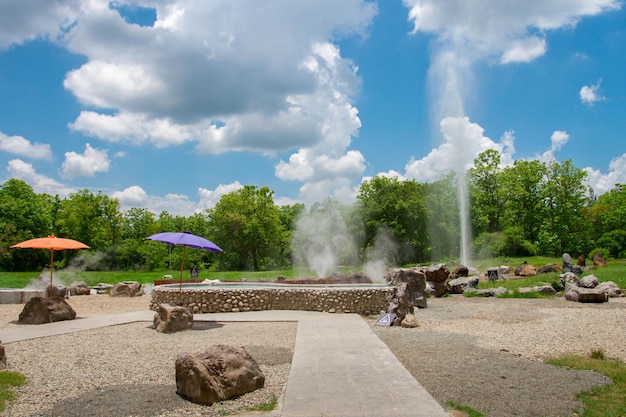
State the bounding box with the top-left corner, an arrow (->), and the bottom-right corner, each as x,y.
150,286 -> 392,315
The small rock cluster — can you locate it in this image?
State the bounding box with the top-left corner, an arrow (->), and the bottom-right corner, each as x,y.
561,272 -> 621,303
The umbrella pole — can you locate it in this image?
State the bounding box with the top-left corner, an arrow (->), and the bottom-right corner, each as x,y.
49,250 -> 54,297
179,245 -> 187,300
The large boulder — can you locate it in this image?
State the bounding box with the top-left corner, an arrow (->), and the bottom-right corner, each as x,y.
385,268 -> 427,308
30,275 -> 68,298
596,281 -> 622,298
154,303 -> 193,333
422,264 -> 450,297
514,263 -> 537,277
579,275 -> 599,289
175,345 -> 265,405
559,272 -> 580,288
386,282 -> 414,326
537,263 -> 561,274
18,297 -> 76,324
448,276 -> 479,294
562,253 -> 574,273
593,252 -> 607,267
450,265 -> 469,278
109,281 -> 143,297
564,284 -> 609,303
69,281 -> 91,296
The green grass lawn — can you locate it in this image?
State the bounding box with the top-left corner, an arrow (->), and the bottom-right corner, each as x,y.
1,257 -> 624,290
547,353 -> 626,417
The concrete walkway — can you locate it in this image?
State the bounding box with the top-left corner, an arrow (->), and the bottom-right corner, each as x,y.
0,310 -> 451,417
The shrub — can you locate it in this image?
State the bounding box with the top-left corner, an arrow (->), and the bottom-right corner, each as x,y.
597,230 -> 626,258
588,247 -> 611,262
471,232 -> 504,259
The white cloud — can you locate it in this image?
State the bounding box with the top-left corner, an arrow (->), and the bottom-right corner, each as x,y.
0,0 -> 81,49
580,80 -> 606,106
539,130 -> 569,162
403,117 -> 514,182
584,154 -> 626,195
60,143 -> 110,178
501,36 -> 547,64
0,132 -> 53,159
197,181 -> 243,211
111,185 -> 196,216
6,159 -> 74,197
404,0 -> 621,128
404,0 -> 620,63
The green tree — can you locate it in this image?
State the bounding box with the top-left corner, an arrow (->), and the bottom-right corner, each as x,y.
208,185 -> 286,270
0,179 -> 54,270
537,160 -> 590,256
425,173 -> 460,261
55,189 -> 122,248
501,159 -> 547,245
468,149 -> 505,235
357,176 -> 428,265
588,183 -> 626,241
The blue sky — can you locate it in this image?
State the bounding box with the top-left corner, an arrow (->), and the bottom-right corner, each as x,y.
0,0 -> 624,216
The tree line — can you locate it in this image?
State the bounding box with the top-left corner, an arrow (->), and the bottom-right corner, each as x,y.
1,151 -> 625,274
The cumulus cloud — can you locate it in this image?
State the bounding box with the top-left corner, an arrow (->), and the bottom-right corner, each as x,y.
539,130 -> 570,163
404,0 -> 621,130
0,132 -> 52,159
60,143 -> 110,178
111,185 -> 196,216
584,153 -> 626,195
0,0 -> 81,49
403,117 -> 515,182
6,159 -> 74,197
197,181 -> 243,211
580,80 -> 606,106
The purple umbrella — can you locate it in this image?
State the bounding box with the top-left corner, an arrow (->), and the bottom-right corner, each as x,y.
146,231 -> 223,296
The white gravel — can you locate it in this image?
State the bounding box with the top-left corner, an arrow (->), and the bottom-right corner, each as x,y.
0,295 -> 296,417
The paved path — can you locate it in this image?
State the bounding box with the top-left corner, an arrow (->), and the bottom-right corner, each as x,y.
1,310 -> 451,417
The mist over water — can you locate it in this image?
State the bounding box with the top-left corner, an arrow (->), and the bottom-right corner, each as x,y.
363,226 -> 397,283
292,207 -> 397,281
291,205 -> 358,278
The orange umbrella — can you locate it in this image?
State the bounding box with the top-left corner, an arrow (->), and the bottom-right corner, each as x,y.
11,235 -> 90,296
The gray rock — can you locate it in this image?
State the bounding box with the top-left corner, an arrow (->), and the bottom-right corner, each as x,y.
518,285 -> 557,296
385,268 -> 427,309
464,287 -> 508,297
401,313 -> 419,328
562,253 -> 573,273
596,281 -> 622,297
109,281 -> 143,297
154,303 -> 193,333
175,345 -> 265,405
69,281 -> 91,296
559,272 -> 580,288
579,275 -> 599,288
18,297 -> 76,324
448,276 -> 479,294
564,285 -> 608,303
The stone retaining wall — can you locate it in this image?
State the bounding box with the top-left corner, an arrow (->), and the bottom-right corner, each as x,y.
150,286 -> 393,315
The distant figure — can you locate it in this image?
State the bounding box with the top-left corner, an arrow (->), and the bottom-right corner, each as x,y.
576,255 -> 586,266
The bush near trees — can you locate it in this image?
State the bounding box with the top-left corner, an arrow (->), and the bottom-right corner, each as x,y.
0,151 -> 624,273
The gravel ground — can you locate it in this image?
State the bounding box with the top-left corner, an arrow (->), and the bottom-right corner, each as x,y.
0,295 -> 296,417
1,293 -> 625,417
371,295 -> 626,417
